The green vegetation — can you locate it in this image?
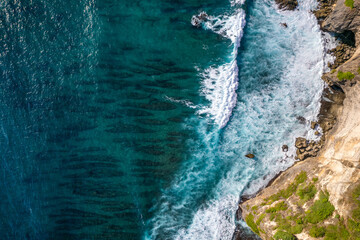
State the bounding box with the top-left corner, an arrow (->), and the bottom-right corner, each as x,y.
337,71 -> 355,81
273,231 -> 296,240
357,66 -> 360,75
330,69 -> 336,74
345,0 -> 354,9
245,213 -> 259,235
309,226 -> 326,238
256,213 -> 266,225
246,180 -> 360,239
325,223 -> 350,240
266,201 -> 288,213
306,191 -> 335,224
297,184 -> 317,201
263,171 -> 307,205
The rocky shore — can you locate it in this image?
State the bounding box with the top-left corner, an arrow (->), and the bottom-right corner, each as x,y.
236,0 -> 360,239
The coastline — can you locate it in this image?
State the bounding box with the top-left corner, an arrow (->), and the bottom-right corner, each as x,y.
236,0 -> 360,239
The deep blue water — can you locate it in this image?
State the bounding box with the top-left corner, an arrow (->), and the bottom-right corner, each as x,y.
0,0 -> 332,239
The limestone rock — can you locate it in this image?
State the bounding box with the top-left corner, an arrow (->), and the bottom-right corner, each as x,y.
295,137 -> 307,149
322,0 -> 360,35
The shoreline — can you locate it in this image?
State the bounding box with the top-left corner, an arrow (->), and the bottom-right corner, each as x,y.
235,0 -> 360,239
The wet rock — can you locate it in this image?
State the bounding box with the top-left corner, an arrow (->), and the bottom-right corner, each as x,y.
295,137 -> 308,149
281,22 -> 288,28
296,116 -> 307,124
315,130 -> 320,135
245,153 -> 255,159
328,43 -> 356,69
311,121 -> 318,129
191,11 -> 209,27
275,0 -> 298,10
313,0 -> 336,20
282,144 -> 289,152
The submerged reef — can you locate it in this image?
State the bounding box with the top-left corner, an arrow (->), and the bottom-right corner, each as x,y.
238,0 -> 360,239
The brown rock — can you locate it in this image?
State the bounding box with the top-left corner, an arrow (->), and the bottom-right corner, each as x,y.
311,121 -> 318,129
295,137 -> 308,149
275,0 -> 298,10
282,145 -> 289,152
245,154 -> 255,159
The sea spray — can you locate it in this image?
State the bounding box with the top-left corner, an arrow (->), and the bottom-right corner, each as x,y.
198,9 -> 246,128
146,0 -> 333,239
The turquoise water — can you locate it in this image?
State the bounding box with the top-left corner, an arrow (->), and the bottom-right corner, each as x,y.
0,0 -> 332,239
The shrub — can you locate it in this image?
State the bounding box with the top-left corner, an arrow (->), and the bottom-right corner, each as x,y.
345,0 -> 354,9
294,171 -> 307,184
297,184 -> 317,201
289,223 -> 303,234
330,69 -> 336,74
306,191 -> 335,224
337,71 -> 355,81
266,201 -> 288,213
264,172 -> 307,204
256,213 -> 266,225
273,231 -> 296,240
358,66 -> 360,74
309,226 -> 326,238
245,213 -> 259,234
325,224 -> 350,240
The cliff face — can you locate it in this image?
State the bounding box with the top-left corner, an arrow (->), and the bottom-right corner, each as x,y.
239,1 -> 360,239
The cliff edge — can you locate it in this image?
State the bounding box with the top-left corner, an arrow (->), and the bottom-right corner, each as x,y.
239,0 -> 360,239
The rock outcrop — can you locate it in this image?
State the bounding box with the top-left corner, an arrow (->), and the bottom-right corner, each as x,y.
275,0 -> 298,10
239,0 -> 360,239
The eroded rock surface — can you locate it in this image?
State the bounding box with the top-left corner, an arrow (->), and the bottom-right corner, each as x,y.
240,85 -> 360,239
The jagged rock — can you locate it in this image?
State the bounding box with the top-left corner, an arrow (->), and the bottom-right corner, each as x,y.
311,121 -> 318,129
322,0 -> 360,35
295,137 -> 308,149
282,145 -> 289,152
313,0 -> 337,20
245,154 -> 255,159
281,22 -> 288,28
328,43 -> 356,69
275,0 -> 298,10
296,116 -> 306,124
191,11 -> 209,28
315,130 -> 320,135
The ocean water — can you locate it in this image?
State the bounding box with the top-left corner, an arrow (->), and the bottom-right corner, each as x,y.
0,0 -> 333,239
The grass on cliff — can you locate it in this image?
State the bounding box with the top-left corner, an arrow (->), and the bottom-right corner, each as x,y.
266,201 -> 288,213
297,183 -> 317,201
305,191 -> 335,224
263,171 -> 307,205
309,226 -> 326,238
337,71 -> 355,81
345,0 -> 354,9
273,231 -> 296,240
245,213 -> 259,235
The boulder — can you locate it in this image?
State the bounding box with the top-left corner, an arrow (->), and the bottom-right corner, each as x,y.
275,0 -> 298,10
295,137 -> 308,149
245,154 -> 255,159
282,145 -> 289,152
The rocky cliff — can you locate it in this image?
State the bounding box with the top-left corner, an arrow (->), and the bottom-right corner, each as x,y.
239,0 -> 360,239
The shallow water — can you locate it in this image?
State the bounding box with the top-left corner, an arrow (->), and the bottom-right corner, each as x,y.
0,0 -> 333,239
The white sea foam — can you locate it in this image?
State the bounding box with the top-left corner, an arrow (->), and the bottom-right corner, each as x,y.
197,10 -> 245,128
146,0 -> 333,239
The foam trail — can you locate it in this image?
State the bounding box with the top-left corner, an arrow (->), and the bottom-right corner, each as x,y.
146,0 -> 333,239
197,10 -> 246,128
